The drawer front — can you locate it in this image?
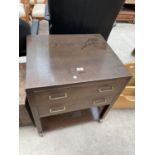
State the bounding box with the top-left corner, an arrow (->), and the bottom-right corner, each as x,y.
37,95 -> 115,117
32,79 -> 123,107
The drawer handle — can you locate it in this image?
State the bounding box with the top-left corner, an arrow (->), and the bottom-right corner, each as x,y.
98,86 -> 114,93
93,98 -> 107,105
49,106 -> 66,113
49,93 -> 68,101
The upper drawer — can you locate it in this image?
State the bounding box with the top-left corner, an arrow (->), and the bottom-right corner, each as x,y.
31,79 -> 124,105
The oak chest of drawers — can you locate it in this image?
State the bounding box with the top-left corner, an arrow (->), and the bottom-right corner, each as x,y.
26,34 -> 131,135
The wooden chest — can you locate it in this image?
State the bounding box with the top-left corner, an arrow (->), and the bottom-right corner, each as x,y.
26,34 -> 131,135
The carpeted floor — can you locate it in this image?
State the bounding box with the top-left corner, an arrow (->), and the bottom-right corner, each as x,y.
108,23 -> 135,64
19,109 -> 135,155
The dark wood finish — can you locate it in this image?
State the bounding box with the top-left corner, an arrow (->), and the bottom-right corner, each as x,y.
26,34 -> 130,90
27,95 -> 43,135
30,79 -> 123,105
26,34 -> 131,135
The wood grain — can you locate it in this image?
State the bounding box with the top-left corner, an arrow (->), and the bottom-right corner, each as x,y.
26,34 -> 131,91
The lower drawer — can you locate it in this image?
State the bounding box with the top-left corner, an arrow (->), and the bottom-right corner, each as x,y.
37,95 -> 114,117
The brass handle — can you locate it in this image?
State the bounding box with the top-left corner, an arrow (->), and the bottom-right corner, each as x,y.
93,98 -> 107,105
49,93 -> 67,101
98,86 -> 114,93
49,106 -> 66,113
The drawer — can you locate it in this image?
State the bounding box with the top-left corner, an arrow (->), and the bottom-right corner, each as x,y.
32,79 -> 123,106
37,95 -> 114,117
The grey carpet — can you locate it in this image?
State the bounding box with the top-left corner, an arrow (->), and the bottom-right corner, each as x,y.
19,109 -> 135,155
108,23 -> 135,64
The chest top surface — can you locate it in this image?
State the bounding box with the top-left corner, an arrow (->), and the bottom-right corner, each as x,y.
26,34 -> 130,90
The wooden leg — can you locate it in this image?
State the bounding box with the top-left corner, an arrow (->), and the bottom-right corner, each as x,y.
26,97 -> 43,136
25,98 -> 35,125
99,104 -> 110,122
131,48 -> 135,56
31,107 -> 43,135
90,105 -> 111,122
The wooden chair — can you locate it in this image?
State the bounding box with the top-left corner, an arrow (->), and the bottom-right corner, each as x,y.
30,0 -> 47,21
20,0 -> 29,22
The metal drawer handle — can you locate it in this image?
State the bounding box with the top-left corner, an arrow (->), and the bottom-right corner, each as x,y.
98,86 -> 114,93
93,98 -> 107,105
49,106 -> 66,113
49,93 -> 68,101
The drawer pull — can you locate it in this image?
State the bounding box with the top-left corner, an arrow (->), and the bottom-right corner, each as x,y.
98,86 -> 114,93
93,98 -> 107,105
49,106 -> 66,113
49,93 -> 67,101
